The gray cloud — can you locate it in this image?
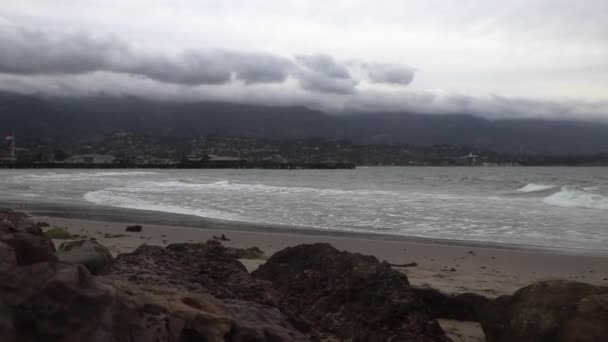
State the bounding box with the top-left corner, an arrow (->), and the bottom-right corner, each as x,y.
294,54 -> 357,94
297,70 -> 357,94
2,71 -> 607,122
0,26 -> 293,86
295,54 -> 351,79
363,63 -> 416,85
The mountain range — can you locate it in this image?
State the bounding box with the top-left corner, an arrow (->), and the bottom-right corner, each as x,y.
2,91 -> 608,155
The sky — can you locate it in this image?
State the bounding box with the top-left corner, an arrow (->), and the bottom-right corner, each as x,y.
0,0 -> 607,120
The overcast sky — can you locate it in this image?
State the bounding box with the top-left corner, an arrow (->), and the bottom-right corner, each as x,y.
1,0 -> 607,120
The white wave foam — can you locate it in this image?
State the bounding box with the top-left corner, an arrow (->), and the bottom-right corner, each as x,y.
543,186 -> 608,210
517,183 -> 557,193
83,189 -> 242,221
146,179 -> 395,196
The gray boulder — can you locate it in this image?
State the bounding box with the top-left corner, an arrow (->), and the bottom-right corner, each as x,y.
56,239 -> 113,274
480,280 -> 608,342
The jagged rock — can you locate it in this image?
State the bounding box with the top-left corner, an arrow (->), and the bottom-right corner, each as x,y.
253,243 -> 451,342
56,239 -> 113,275
480,280 -> 608,342
0,211 -> 307,341
413,286 -> 489,321
125,225 -> 142,232
111,243 -> 281,307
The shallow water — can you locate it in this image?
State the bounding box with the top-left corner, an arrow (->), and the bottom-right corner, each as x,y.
1,167 -> 607,253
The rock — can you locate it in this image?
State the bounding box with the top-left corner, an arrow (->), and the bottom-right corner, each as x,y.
125,225 -> 142,232
0,208 -> 28,227
253,243 -> 451,342
0,210 -> 56,265
413,286 -> 489,321
480,280 -> 608,342
178,240 -> 265,259
0,210 -> 306,341
111,243 -> 278,306
56,239 -> 113,275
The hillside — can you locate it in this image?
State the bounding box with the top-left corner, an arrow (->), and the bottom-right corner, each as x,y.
2,91 -> 608,155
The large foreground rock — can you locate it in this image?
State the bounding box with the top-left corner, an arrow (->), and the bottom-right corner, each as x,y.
0,211 -> 306,341
253,243 -> 451,342
480,280 -> 608,342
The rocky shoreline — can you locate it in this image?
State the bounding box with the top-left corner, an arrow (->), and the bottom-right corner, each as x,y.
1,209 -> 607,341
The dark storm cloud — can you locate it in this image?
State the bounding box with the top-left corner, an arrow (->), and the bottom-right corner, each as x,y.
294,54 -> 357,94
297,70 -> 357,94
0,26 -> 293,85
363,63 -> 416,85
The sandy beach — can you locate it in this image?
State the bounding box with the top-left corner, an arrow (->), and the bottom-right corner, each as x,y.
24,214 -> 608,342
37,215 -> 608,297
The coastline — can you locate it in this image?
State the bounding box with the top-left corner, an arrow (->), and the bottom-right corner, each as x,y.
28,204 -> 608,298
12,200 -> 608,257
12,203 -> 608,342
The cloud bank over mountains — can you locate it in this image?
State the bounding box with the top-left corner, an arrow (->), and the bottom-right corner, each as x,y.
0,5 -> 606,122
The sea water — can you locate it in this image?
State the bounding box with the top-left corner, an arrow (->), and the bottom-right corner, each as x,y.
1,167 -> 607,253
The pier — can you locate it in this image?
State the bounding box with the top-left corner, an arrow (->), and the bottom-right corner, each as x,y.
0,161 -> 356,170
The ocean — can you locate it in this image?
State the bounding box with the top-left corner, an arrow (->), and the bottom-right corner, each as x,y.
1,167 -> 607,253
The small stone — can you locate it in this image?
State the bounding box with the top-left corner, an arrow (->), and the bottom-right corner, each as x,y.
125,225 -> 143,232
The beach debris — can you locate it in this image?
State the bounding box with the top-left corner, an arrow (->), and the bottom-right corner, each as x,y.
467,250 -> 476,256
253,243 -> 451,341
44,226 -> 74,240
125,224 -> 143,232
56,239 -> 113,275
480,280 -> 608,342
388,261 -> 418,267
213,233 -> 231,241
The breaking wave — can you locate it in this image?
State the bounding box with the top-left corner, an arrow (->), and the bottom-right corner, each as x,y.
543,186 -> 608,210
83,187 -> 243,221
517,183 -> 557,193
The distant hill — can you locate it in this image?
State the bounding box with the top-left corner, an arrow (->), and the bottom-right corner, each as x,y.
2,91 -> 608,155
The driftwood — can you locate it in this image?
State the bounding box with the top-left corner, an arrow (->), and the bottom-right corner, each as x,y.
388,262 -> 418,268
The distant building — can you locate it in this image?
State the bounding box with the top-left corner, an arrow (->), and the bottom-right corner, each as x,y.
457,153 -> 479,166
207,154 -> 245,162
65,154 -> 116,164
